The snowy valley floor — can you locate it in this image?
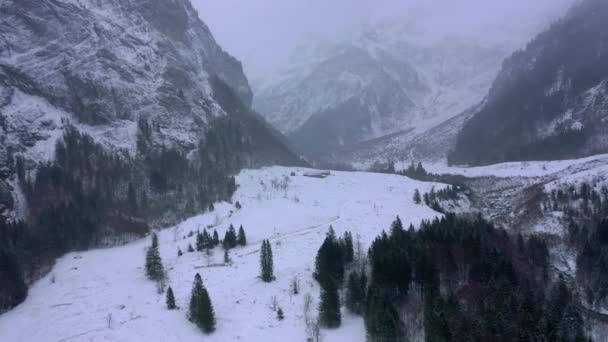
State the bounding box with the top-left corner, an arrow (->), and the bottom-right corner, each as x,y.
0,167 -> 445,342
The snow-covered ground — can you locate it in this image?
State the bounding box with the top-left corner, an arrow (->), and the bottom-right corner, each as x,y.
0,167 -> 445,342
421,153 -> 608,178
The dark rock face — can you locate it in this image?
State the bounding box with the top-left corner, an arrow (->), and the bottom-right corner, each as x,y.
451,0 -> 608,166
0,0 -> 252,126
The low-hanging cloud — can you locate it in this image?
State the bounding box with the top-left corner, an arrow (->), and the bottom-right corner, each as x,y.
192,0 -> 576,79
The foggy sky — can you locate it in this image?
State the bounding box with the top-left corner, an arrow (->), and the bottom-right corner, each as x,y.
192,0 -> 576,80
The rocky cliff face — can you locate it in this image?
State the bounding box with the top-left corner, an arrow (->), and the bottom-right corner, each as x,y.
0,0 -> 250,143
0,0 -> 301,220
451,0 -> 608,166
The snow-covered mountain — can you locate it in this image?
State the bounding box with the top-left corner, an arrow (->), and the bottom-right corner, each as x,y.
451,0 -> 608,166
252,11 -> 571,164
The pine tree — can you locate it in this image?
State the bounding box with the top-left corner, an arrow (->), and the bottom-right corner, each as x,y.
212,229 -> 219,247
277,307 -> 284,321
260,240 -> 274,282
223,224 -> 237,249
188,243 -> 194,253
196,231 -> 204,252
189,273 -> 216,333
237,225 -> 247,246
178,248 -> 183,257
365,286 -> 400,341
202,230 -> 212,250
314,227 -> 345,287
343,231 -> 354,264
346,269 -> 367,315
224,249 -> 231,264
318,281 -> 341,328
166,286 -> 176,310
145,233 -> 164,281
413,189 -> 422,204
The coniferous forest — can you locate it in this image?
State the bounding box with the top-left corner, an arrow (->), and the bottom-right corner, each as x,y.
358,214 -> 590,341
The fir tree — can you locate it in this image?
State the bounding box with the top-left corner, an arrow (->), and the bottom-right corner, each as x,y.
413,189 -> 422,204
342,231 -> 354,264
224,249 -> 231,264
189,273 -> 216,333
223,224 -> 237,249
314,227 -> 345,287
166,286 -> 176,310
178,248 -> 183,257
145,233 -> 164,281
318,281 -> 341,328
188,243 -> 194,253
237,225 -> 247,246
277,307 -> 284,321
212,229 -> 219,247
196,231 -> 204,252
202,230 -> 212,250
260,240 -> 274,282
365,286 -> 400,341
346,269 -> 367,315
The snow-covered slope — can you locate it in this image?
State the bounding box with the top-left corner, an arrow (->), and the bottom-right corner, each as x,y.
0,167 -> 444,341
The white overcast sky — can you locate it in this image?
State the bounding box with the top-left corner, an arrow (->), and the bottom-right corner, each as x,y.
192,0 -> 576,78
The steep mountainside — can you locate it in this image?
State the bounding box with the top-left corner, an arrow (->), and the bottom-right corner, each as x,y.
451,0 -> 608,166
254,26 -> 507,161
0,0 -> 302,313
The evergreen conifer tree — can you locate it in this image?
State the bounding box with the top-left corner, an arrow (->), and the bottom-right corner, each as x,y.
223,224 -> 237,249
343,231 -> 354,264
189,273 -> 216,333
166,286 -> 176,310
413,189 -> 422,204
188,243 -> 194,253
260,240 -> 274,282
346,269 -> 367,315
178,248 -> 183,257
202,230 -> 212,250
196,231 -> 204,252
145,233 -> 164,281
277,307 -> 284,321
314,227 -> 345,287
318,281 -> 341,328
224,249 -> 231,264
212,230 -> 219,247
238,225 -> 247,246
